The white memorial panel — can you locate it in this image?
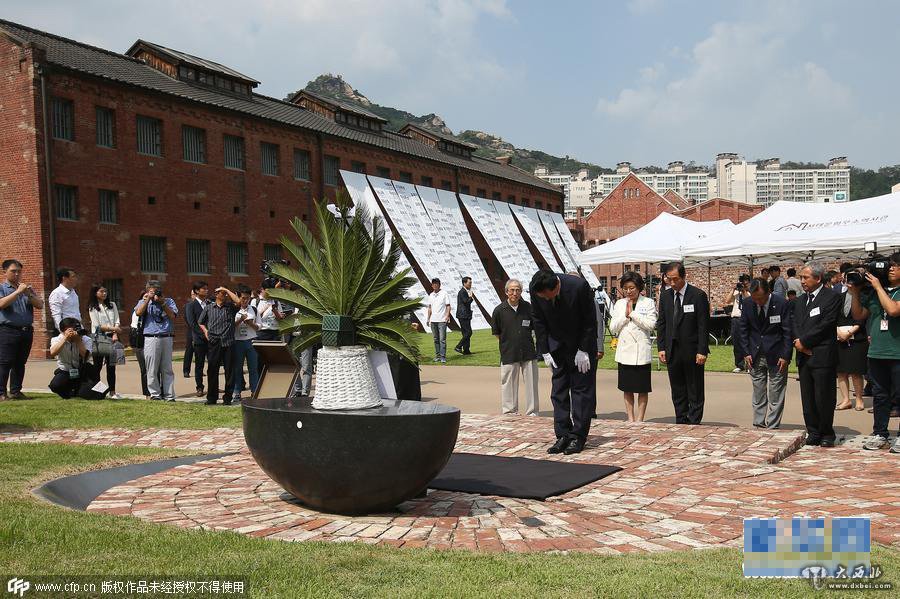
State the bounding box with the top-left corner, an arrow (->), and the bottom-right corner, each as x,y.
511,205 -> 564,271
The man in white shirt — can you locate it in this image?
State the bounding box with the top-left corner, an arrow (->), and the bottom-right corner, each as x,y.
426,278 -> 451,363
48,267 -> 81,332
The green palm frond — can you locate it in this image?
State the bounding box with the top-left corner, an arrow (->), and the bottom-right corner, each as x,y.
272,193 -> 423,365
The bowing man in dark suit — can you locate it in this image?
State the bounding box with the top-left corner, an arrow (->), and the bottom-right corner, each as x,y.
792,262 -> 842,447
656,262 -> 710,424
737,278 -> 793,429
530,270 -> 598,455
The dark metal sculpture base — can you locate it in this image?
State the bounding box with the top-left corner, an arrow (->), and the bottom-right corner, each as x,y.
242,397 -> 460,515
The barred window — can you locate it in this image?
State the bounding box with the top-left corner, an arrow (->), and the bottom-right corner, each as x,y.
140,236 -> 166,273
264,244 -> 282,262
459,184 -> 470,194
399,171 -> 412,183
186,239 -> 210,275
351,160 -> 366,173
324,155 -> 340,186
136,115 -> 162,156
182,125 -> 207,163
51,97 -> 74,140
376,166 -> 391,179
492,191 -> 502,201
96,106 -> 115,148
442,180 -> 453,191
101,278 -> 123,308
223,134 -> 245,170
476,188 -> 486,198
54,185 -> 78,220
421,176 -> 434,187
98,189 -> 118,224
227,241 -> 248,275
260,142 -> 279,176
293,149 -> 310,180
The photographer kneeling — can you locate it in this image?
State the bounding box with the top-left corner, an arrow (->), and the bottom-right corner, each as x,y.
849,253 -> 900,452
49,317 -> 105,399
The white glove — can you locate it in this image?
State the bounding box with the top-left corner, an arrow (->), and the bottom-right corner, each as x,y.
574,350 -> 590,374
542,353 -> 557,369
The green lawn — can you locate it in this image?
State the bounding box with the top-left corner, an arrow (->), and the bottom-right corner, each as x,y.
3,440 -> 894,598
421,329 -> 798,373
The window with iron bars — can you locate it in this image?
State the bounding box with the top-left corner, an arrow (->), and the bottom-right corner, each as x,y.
95,106 -> 115,148
136,115 -> 162,156
293,149 -> 310,180
51,97 -> 74,140
227,241 -> 248,275
260,142 -> 279,176
186,239 -> 210,275
54,185 -> 78,220
140,236 -> 166,273
101,278 -> 123,309
182,126 -> 207,163
98,189 -> 118,224
223,134 -> 245,170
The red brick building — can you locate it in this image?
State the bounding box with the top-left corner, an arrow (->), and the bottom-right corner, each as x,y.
0,20 -> 562,355
567,173 -> 764,307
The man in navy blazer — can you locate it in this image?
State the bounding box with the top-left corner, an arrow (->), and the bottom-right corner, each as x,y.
530,270 -> 598,455
792,263 -> 842,447
737,278 -> 793,429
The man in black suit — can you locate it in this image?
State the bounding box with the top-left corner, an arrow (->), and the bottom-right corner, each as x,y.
737,278 -> 793,429
657,262 -> 710,424
792,262 -> 842,447
530,270 -> 598,455
454,276 -> 474,355
184,280 -> 210,397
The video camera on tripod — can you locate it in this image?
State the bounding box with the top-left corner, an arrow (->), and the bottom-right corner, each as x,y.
845,242 -> 892,289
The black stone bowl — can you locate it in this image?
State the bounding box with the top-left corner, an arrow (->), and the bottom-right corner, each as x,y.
242,397 -> 460,515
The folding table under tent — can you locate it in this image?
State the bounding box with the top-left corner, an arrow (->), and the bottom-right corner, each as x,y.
580,211 -> 736,265
679,192 -> 900,268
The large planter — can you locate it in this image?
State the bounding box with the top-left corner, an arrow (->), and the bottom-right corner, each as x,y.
312,345 -> 382,410
242,397 -> 460,515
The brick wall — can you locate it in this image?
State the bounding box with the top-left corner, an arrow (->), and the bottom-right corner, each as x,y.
1,55 -> 561,355
0,38 -> 52,354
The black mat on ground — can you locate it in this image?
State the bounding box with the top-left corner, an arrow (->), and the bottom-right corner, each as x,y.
34,453 -> 234,510
429,453 -> 622,500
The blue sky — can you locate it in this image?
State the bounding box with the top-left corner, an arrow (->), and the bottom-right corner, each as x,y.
4,0 -> 898,168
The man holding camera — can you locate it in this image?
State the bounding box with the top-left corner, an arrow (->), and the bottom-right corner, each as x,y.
0,259 -> 44,400
724,275 -> 751,373
850,253 -> 900,452
134,282 -> 178,401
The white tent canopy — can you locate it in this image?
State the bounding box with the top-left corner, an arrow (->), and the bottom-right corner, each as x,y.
581,212 -> 735,265
681,192 -> 900,266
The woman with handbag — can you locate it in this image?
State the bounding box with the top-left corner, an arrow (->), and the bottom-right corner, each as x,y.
88,284 -> 122,399
608,271 -> 658,422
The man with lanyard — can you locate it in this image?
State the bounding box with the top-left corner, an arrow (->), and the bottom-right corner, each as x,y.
0,259 -> 44,400
134,281 -> 179,401
850,253 -> 900,452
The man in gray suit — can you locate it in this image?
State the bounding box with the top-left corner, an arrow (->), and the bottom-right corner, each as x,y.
737,278 -> 793,428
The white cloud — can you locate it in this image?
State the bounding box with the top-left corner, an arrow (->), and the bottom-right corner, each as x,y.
594,4 -> 883,163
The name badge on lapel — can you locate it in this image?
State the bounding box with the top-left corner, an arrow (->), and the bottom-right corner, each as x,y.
521,319 -> 530,327
809,307 -> 821,317
769,315 -> 781,324
683,304 -> 695,313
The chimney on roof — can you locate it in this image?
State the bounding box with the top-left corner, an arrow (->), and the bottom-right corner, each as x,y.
496,156 -> 512,166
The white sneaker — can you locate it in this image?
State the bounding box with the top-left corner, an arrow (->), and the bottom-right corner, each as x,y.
731,367 -> 742,373
863,435 -> 890,450
891,437 -> 900,454
111,393 -> 123,400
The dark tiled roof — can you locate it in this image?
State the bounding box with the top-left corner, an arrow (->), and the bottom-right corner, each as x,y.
398,123 -> 478,150
126,39 -> 259,85
0,19 -> 560,195
287,89 -> 386,122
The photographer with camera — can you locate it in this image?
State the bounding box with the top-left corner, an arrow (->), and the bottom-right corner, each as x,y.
724,274 -> 751,373
134,281 -> 178,401
849,252 -> 900,452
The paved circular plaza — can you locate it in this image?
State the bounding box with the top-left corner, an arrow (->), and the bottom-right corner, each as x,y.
5,414 -> 898,553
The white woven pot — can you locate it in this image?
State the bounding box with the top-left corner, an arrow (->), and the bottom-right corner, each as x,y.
311,345 -> 383,410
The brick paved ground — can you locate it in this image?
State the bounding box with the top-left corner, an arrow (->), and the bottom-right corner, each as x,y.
3,415 -> 898,553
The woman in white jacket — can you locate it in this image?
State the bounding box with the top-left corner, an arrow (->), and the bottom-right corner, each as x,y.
608,271 -> 658,422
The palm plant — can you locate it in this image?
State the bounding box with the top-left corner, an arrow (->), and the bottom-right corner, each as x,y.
266,193 -> 422,368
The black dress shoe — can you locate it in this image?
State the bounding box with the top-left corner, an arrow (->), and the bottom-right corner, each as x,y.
205,400 -> 217,405
547,436 -> 571,454
453,347 -> 463,354
804,437 -> 821,446
564,436 -> 586,455
820,439 -> 835,447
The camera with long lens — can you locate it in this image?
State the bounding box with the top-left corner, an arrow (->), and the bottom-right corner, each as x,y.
260,258 -> 290,288
846,243 -> 891,289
